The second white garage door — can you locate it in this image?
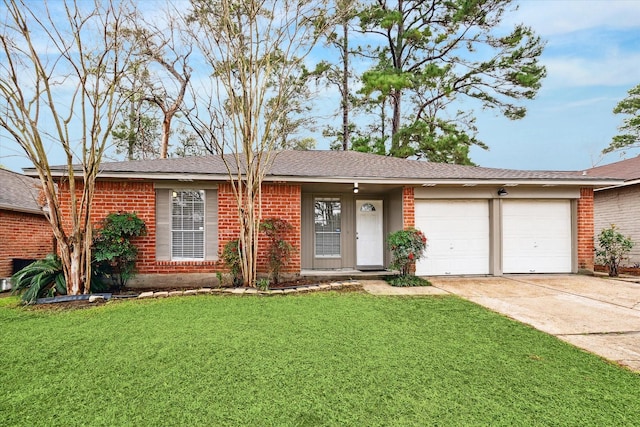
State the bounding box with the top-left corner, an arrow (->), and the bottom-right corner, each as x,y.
502,200 -> 572,273
415,200 -> 490,276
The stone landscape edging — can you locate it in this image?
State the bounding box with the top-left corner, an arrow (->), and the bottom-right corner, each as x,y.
131,280 -> 361,301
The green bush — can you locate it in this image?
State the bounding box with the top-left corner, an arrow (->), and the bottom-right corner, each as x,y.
259,218 -> 294,285
596,224 -> 634,277
92,212 -> 146,290
386,275 -> 431,287
11,254 -> 66,304
222,239 -> 243,287
387,228 -> 427,276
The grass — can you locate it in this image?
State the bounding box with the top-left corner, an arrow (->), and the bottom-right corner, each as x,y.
1,292 -> 639,426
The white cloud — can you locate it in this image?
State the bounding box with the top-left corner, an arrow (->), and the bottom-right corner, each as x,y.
543,52 -> 640,87
508,0 -> 640,36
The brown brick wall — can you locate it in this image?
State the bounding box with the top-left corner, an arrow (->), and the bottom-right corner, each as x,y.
218,182 -> 301,274
0,209 -> 54,277
58,179 -> 302,276
577,187 -> 594,271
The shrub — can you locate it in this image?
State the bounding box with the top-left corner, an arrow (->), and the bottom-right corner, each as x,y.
222,239 -> 243,287
596,224 -> 634,277
92,212 -> 146,291
256,278 -> 270,291
386,275 -> 431,287
259,218 -> 294,285
11,254 -> 66,304
387,228 -> 427,276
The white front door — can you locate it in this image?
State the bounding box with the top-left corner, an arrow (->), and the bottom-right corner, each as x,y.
356,200 -> 384,267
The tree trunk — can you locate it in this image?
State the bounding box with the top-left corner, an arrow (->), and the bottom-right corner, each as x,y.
342,21 -> 349,151
390,89 -> 401,153
160,116 -> 171,158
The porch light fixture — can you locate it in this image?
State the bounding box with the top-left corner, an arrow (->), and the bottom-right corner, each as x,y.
353,182 -> 359,194
497,187 -> 508,196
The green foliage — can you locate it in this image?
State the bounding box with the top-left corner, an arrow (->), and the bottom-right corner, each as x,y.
595,225 -> 634,277
10,254 -> 66,304
222,239 -> 243,287
387,228 -> 427,276
603,83 -> 640,154
256,278 -> 270,291
356,0 -> 546,164
385,274 -> 431,287
259,218 -> 294,285
93,212 -> 147,291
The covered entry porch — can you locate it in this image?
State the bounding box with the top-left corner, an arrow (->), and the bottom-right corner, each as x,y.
300,182 -> 410,272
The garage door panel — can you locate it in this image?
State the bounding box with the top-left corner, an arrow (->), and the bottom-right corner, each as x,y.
502,200 -> 572,273
415,200 -> 490,276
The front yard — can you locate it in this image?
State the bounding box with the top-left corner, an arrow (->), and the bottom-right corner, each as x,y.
1,292 -> 638,426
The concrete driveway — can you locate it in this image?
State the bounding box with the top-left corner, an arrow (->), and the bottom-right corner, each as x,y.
363,275 -> 640,372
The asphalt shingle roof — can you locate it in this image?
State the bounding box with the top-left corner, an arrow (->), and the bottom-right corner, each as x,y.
44,150 -> 615,183
0,168 -> 43,214
585,155 -> 640,181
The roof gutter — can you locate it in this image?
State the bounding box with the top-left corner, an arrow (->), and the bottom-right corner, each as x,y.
0,203 -> 45,216
594,178 -> 640,191
26,169 -> 622,188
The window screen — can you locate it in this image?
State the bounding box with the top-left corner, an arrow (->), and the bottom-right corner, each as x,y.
314,198 -> 341,257
171,190 -> 205,259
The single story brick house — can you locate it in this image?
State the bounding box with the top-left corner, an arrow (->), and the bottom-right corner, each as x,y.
29,150 -> 618,287
586,156 -> 640,266
0,169 -> 54,286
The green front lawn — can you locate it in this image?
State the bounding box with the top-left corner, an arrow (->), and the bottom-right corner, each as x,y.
1,292 -> 638,426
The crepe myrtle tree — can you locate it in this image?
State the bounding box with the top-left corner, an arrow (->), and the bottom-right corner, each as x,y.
184,0 -> 338,286
0,0 -> 136,295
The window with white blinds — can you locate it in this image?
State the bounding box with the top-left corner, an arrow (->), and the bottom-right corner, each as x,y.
171,190 -> 205,259
314,198 -> 341,257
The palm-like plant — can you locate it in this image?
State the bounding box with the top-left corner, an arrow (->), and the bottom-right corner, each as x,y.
11,254 -> 66,304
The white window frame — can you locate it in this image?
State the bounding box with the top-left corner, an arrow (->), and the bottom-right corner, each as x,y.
171,189 -> 206,260
314,197 -> 341,258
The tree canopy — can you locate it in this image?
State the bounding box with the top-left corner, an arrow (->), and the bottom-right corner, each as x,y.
352,0 -> 546,164
603,83 -> 640,155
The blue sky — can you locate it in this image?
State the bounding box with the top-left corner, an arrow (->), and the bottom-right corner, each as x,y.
1,0 -> 639,173
468,0 -> 640,171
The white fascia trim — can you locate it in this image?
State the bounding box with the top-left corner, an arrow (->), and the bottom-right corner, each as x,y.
594,178 -> 640,192
36,170 -> 622,188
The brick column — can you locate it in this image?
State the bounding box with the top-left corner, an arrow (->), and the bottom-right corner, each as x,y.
577,187 -> 594,272
402,186 -> 415,229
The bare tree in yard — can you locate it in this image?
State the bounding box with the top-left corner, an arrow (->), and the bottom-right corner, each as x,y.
125,8 -> 192,159
0,0 -> 134,295
185,0 -> 334,286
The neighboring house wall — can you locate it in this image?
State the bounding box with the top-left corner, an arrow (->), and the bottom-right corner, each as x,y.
0,209 -> 53,277
594,184 -> 640,265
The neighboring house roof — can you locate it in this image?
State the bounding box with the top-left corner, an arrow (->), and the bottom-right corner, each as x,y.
585,156 -> 640,190
0,168 -> 44,215
29,150 -> 620,187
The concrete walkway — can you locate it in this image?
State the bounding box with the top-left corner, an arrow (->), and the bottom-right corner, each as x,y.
361,275 -> 640,372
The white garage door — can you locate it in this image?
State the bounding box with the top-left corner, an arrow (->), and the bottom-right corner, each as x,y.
415,200 -> 490,275
502,200 -> 572,273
